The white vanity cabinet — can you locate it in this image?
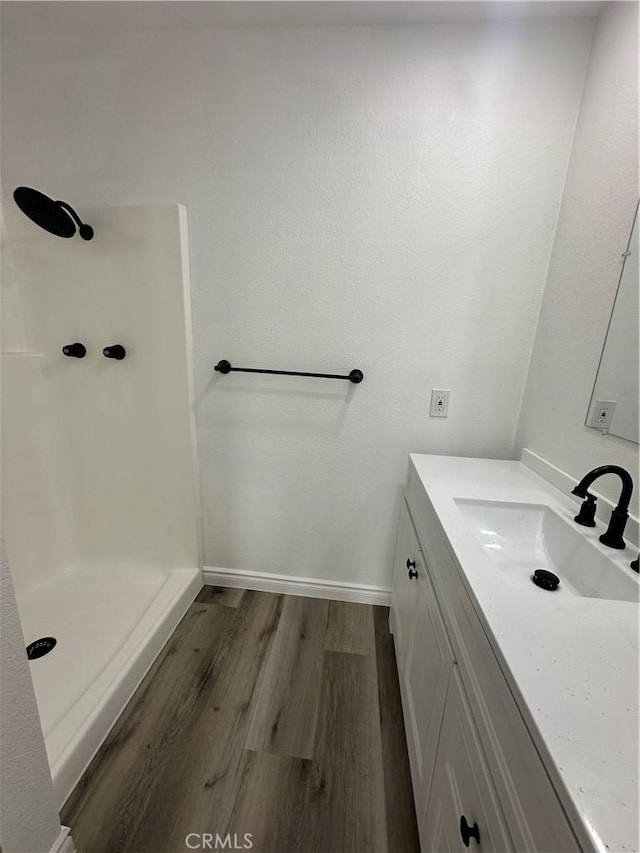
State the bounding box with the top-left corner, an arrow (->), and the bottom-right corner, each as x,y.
391,501 -> 455,811
391,473 -> 583,853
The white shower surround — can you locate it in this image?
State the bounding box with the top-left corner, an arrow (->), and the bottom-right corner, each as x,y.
1,204 -> 202,807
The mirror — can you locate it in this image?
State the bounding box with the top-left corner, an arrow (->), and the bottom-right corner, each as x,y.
586,202 -> 639,443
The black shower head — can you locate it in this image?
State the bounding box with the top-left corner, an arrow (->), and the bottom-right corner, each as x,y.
13,186 -> 94,240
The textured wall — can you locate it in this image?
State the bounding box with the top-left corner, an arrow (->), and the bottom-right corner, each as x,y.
516,2 -> 639,516
1,20 -> 593,587
0,542 -> 62,853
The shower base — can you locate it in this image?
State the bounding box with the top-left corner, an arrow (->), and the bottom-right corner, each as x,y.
17,562 -> 201,807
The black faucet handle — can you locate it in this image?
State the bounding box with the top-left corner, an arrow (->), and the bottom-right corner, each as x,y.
574,493 -> 597,527
103,344 -> 126,360
62,342 -> 87,358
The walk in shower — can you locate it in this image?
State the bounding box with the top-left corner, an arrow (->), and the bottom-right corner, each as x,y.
1,202 -> 202,806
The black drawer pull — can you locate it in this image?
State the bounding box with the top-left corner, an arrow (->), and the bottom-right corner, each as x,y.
460,815 -> 480,847
406,558 -> 418,580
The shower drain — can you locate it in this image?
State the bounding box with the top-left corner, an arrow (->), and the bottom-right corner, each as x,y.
26,637 -> 57,660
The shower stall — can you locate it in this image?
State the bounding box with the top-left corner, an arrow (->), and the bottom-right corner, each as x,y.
1,201 -> 202,807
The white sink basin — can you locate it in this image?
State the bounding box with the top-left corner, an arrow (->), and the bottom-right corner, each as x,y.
455,499 -> 638,602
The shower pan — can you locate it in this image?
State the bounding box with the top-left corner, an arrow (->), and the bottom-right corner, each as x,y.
1,203 -> 202,807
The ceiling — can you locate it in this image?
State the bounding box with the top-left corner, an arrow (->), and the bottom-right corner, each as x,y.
1,0 -> 607,35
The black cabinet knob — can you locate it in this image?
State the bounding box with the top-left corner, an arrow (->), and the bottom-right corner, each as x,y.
460,816 -> 480,847
62,342 -> 86,358
103,344 -> 126,360
406,559 -> 418,580
406,559 -> 416,569
631,556 -> 639,573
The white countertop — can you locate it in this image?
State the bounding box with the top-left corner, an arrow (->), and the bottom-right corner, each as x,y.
408,454 -> 639,853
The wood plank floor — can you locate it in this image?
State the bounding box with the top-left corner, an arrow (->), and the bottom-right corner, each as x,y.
62,589 -> 419,853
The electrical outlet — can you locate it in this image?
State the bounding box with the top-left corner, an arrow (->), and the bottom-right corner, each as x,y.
589,400 -> 616,431
430,389 -> 450,418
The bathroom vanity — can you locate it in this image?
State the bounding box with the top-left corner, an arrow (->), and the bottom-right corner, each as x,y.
390,455 -> 639,853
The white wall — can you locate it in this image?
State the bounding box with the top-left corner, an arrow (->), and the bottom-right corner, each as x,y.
0,542 -> 63,853
515,1 -> 639,517
1,16 -> 593,588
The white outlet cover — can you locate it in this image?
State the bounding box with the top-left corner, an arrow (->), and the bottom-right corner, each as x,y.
430,389 -> 450,418
589,399 -> 616,430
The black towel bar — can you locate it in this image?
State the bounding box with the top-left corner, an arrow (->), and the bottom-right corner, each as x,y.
214,360 -> 363,384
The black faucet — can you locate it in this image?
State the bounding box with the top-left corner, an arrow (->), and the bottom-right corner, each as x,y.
571,465 -> 634,549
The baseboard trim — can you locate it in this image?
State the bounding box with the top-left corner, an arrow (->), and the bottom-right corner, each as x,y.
50,826 -> 75,853
521,448 -> 639,546
203,567 -> 391,606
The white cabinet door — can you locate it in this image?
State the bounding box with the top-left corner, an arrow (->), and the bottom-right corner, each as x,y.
403,561 -> 455,836
422,667 -> 513,853
389,499 -> 423,671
